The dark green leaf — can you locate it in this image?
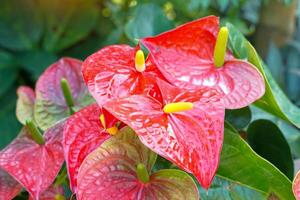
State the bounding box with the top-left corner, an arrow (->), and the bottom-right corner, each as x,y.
225,106 -> 251,130
218,128 -> 294,199
0,51 -> 17,97
16,51 -> 58,80
247,120 -> 294,180
0,87 -> 21,149
226,22 -> 300,129
0,0 -> 42,51
125,3 -> 174,40
41,0 -> 98,52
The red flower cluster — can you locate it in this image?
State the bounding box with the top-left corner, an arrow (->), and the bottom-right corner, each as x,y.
0,15 -> 265,200
81,15 -> 265,191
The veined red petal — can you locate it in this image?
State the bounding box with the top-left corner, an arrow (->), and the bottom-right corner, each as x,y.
103,80 -> 224,189
63,104 -> 112,192
0,122 -> 65,199
35,57 -> 93,130
141,16 -> 265,109
82,45 -> 164,106
0,169 -> 22,200
29,185 -> 64,200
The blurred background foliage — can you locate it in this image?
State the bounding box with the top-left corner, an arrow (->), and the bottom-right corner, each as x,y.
1,0 -> 300,175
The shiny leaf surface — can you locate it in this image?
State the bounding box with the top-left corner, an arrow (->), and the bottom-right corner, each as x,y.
82,45 -> 164,107
103,79 -> 224,189
0,122 -> 65,199
218,128 -> 294,200
77,126 -> 198,200
63,104 -> 111,192
141,16 -> 265,109
16,86 -> 35,125
34,57 -> 93,130
247,120 -> 294,180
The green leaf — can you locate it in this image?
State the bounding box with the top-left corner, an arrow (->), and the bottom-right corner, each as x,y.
0,51 -> 17,97
0,87 -> 22,149
125,3 -> 174,40
16,51 -> 58,81
199,176 -> 267,200
218,128 -> 294,199
226,22 -> 300,128
251,106 -> 300,159
0,0 -> 42,51
41,0 -> 98,52
247,120 -> 294,180
225,106 -> 251,130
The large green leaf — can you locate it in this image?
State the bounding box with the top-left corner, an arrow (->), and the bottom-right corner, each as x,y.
0,0 -> 42,51
226,23 -> 300,128
251,106 -> 300,159
218,128 -> 294,199
199,176 -> 267,200
40,0 -> 98,52
247,120 -> 294,180
0,87 -> 21,149
125,3 -> 174,40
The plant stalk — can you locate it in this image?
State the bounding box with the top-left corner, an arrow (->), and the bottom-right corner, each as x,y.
26,120 -> 45,145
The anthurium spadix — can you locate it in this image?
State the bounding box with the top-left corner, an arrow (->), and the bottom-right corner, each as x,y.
0,169 -> 22,200
0,122 -> 65,199
141,15 -> 265,109
103,79 -> 224,189
76,126 -> 199,200
82,45 -> 166,106
63,103 -> 121,192
34,57 -> 94,130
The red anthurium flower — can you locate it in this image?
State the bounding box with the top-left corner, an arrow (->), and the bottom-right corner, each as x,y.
0,122 -> 65,199
28,185 -> 64,200
103,79 -> 224,189
0,169 -> 22,200
77,127 -> 199,200
82,45 -> 166,107
63,103 -> 121,192
35,57 -> 94,130
141,15 -> 265,109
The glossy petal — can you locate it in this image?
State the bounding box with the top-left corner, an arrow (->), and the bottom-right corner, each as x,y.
63,104 -> 112,192
34,57 -> 94,130
29,185 -> 64,200
103,80 -> 224,189
16,86 -> 35,125
77,126 -> 198,200
0,169 -> 22,200
82,45 -> 164,106
0,123 -> 65,199
141,16 -> 265,109
293,170 -> 300,200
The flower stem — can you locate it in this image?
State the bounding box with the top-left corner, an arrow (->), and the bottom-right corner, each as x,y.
136,163 -> 150,183
60,78 -> 75,114
25,120 -> 45,145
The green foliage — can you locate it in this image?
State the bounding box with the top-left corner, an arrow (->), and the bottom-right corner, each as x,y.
218,128 -> 294,199
248,120 -> 294,180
